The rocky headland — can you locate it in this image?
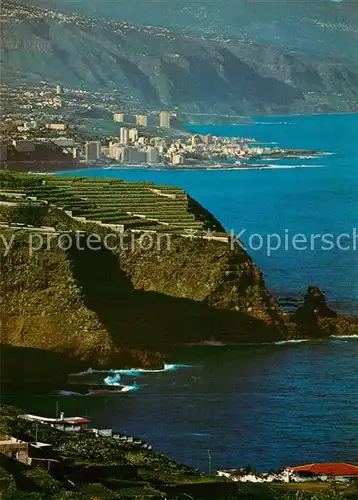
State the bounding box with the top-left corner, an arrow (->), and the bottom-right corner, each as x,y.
0,172 -> 357,392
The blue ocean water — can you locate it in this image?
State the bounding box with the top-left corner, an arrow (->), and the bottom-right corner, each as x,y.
7,341 -> 358,472
60,113 -> 358,314
33,113 -> 358,473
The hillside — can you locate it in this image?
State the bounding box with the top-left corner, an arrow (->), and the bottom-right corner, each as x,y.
16,0 -> 358,60
1,172 -> 358,390
1,1 -> 358,115
2,406 -> 353,500
0,172 -> 289,389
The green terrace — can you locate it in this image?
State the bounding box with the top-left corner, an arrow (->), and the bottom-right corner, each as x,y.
0,172 -> 212,233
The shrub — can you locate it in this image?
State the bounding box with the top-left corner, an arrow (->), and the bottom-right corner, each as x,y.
6,203 -> 49,227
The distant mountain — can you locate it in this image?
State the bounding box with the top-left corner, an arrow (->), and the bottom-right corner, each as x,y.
15,0 -> 358,60
1,0 -> 358,115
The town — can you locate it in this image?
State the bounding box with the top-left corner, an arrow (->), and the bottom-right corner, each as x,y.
0,83 -> 320,171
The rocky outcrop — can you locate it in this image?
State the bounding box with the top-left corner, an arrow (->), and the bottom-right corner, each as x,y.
1,174 -> 357,393
294,286 -> 358,338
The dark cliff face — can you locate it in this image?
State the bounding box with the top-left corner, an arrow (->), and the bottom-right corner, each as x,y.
1,172 -> 357,391
2,1 -> 358,114
294,285 -> 358,338
0,229 -> 286,371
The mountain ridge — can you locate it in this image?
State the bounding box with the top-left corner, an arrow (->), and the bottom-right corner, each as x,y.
1,0 -> 358,115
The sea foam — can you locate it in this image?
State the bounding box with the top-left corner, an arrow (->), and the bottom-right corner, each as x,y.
274,339 -> 309,345
330,334 -> 358,340
69,363 -> 192,378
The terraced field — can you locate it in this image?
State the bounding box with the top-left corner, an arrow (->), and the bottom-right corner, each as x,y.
0,173 -> 216,233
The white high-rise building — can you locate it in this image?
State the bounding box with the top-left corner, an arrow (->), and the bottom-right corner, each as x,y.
119,127 -> 129,145
129,128 -> 139,143
138,137 -> 147,146
191,134 -> 202,146
108,142 -> 118,159
113,113 -> 125,123
73,147 -> 81,160
56,85 -> 63,95
108,143 -> 125,161
135,115 -> 148,127
202,134 -> 213,145
146,146 -> 159,164
85,141 -> 100,162
159,111 -> 171,128
172,153 -> 184,165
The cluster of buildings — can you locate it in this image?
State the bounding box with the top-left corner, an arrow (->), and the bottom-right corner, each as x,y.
102,126 -> 166,164
0,411 -> 151,471
16,85 -> 65,110
113,110 -> 171,129
217,463 -> 358,484
1,121 -> 260,167
1,84 -> 272,168
0,122 -> 74,163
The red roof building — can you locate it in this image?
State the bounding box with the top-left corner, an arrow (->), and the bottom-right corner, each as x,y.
287,463 -> 358,477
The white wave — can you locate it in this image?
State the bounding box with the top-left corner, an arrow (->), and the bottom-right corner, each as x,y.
70,363 -> 192,378
265,164 -> 324,169
116,363 -> 192,376
87,385 -> 139,395
255,121 -> 292,125
252,142 -> 278,145
274,339 -> 309,345
104,373 -> 122,386
330,334 -> 358,340
296,155 -> 319,159
120,385 -> 140,392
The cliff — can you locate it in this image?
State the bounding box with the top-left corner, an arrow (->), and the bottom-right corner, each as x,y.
1,172 -> 357,392
0,172 -> 288,390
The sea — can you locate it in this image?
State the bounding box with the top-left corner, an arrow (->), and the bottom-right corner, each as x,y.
5,113 -> 358,472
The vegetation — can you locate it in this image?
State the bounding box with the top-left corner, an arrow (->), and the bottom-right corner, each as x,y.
1,407 -> 357,499
0,170 -> 287,390
1,171 -> 356,393
2,203 -> 49,227
0,172 -> 223,232
2,1 -> 358,115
